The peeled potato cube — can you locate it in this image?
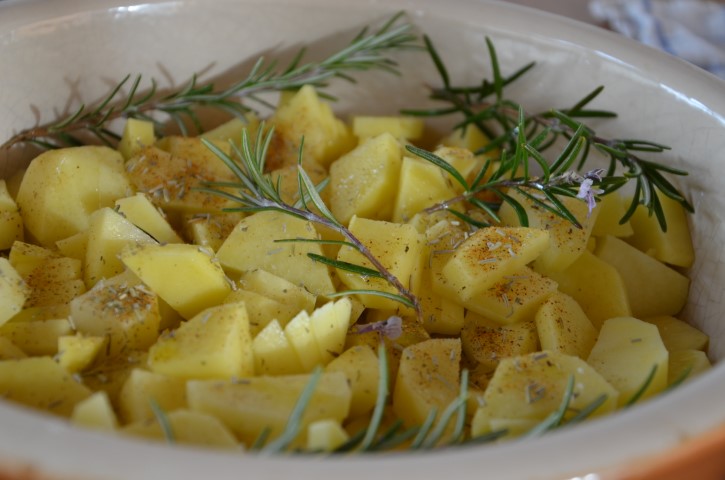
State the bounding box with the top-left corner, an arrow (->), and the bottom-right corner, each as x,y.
217,211 -> 334,297
595,235 -> 689,318
56,334 -> 106,373
499,188 -> 599,272
306,419 -> 350,452
0,356 -> 91,417
668,349 -> 711,385
117,118 -> 156,160
148,302 -> 254,380
84,207 -> 157,287
70,272 -> 161,357
643,315 -> 709,352
439,226 -> 550,302
0,180 -> 23,250
543,250 -> 631,329
627,195 -> 694,268
460,311 -> 539,374
460,266 -> 558,324
0,258 -> 29,326
535,292 -> 598,359
352,116 -> 424,141
118,368 -> 188,424
71,391 -> 119,431
114,193 -> 183,244
121,243 -> 232,319
186,371 -> 351,446
329,133 -> 403,224
336,216 -> 425,310
325,345 -> 379,418
122,409 -> 239,449
253,319 -> 305,375
15,146 -> 131,248
268,85 -> 355,169
393,338 -> 461,437
587,317 -> 669,406
471,351 -> 618,437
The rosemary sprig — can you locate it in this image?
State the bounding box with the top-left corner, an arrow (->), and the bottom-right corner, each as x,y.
199,125 -> 421,317
403,35 -> 692,231
149,398 -> 175,445
1,13 -> 419,151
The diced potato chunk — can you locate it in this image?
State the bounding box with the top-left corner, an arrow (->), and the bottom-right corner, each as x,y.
125,142 -> 235,217
329,133 -> 403,224
668,349 -> 711,385
591,191 -> 634,238
392,156 -> 457,223
122,409 -> 239,449
595,235 -> 689,318
535,292 -> 597,358
352,116 -> 424,141
0,337 -> 26,360
587,317 -> 669,406
148,302 -> 254,380
71,391 -> 119,431
84,207 -> 157,287
15,146 -> 132,247
627,195 -> 694,268
643,315 -> 709,352
56,334 -> 106,373
543,250 -> 631,329
499,188 -> 598,272
471,351 -> 618,437
117,118 -> 156,160
325,345 -> 379,418
114,193 -> 183,244
121,243 -> 232,319
0,317 -> 72,356
70,273 -> 161,357
0,356 -> 91,417
0,180 -> 23,250
237,269 -> 316,320
253,319 -> 304,376
393,339 -> 461,437
336,216 -> 425,310
0,258 -> 29,326
306,419 -> 350,452
461,311 -> 539,374
216,211 -> 334,297
187,371 -> 351,445
118,368 -> 187,424
459,266 -> 558,324
267,85 -> 354,169
439,227 -> 550,302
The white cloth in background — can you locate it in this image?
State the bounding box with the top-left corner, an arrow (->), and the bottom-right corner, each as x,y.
590,0 -> 725,78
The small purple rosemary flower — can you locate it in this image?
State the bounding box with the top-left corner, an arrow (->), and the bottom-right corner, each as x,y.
576,168 -> 605,216
354,315 -> 403,340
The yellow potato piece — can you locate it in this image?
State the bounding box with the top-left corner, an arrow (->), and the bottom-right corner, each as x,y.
121,243 -> 232,319
587,317 -> 669,406
439,227 -> 550,302
0,356 -> 91,417
393,338 -> 461,438
595,235 -> 689,318
0,258 -> 29,326
187,371 -> 351,445
148,302 -> 254,380
15,146 -> 131,247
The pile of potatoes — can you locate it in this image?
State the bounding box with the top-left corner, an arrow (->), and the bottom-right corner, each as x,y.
0,85 -> 709,451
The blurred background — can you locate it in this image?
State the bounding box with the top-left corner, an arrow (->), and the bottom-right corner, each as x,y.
505,0 -> 725,78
